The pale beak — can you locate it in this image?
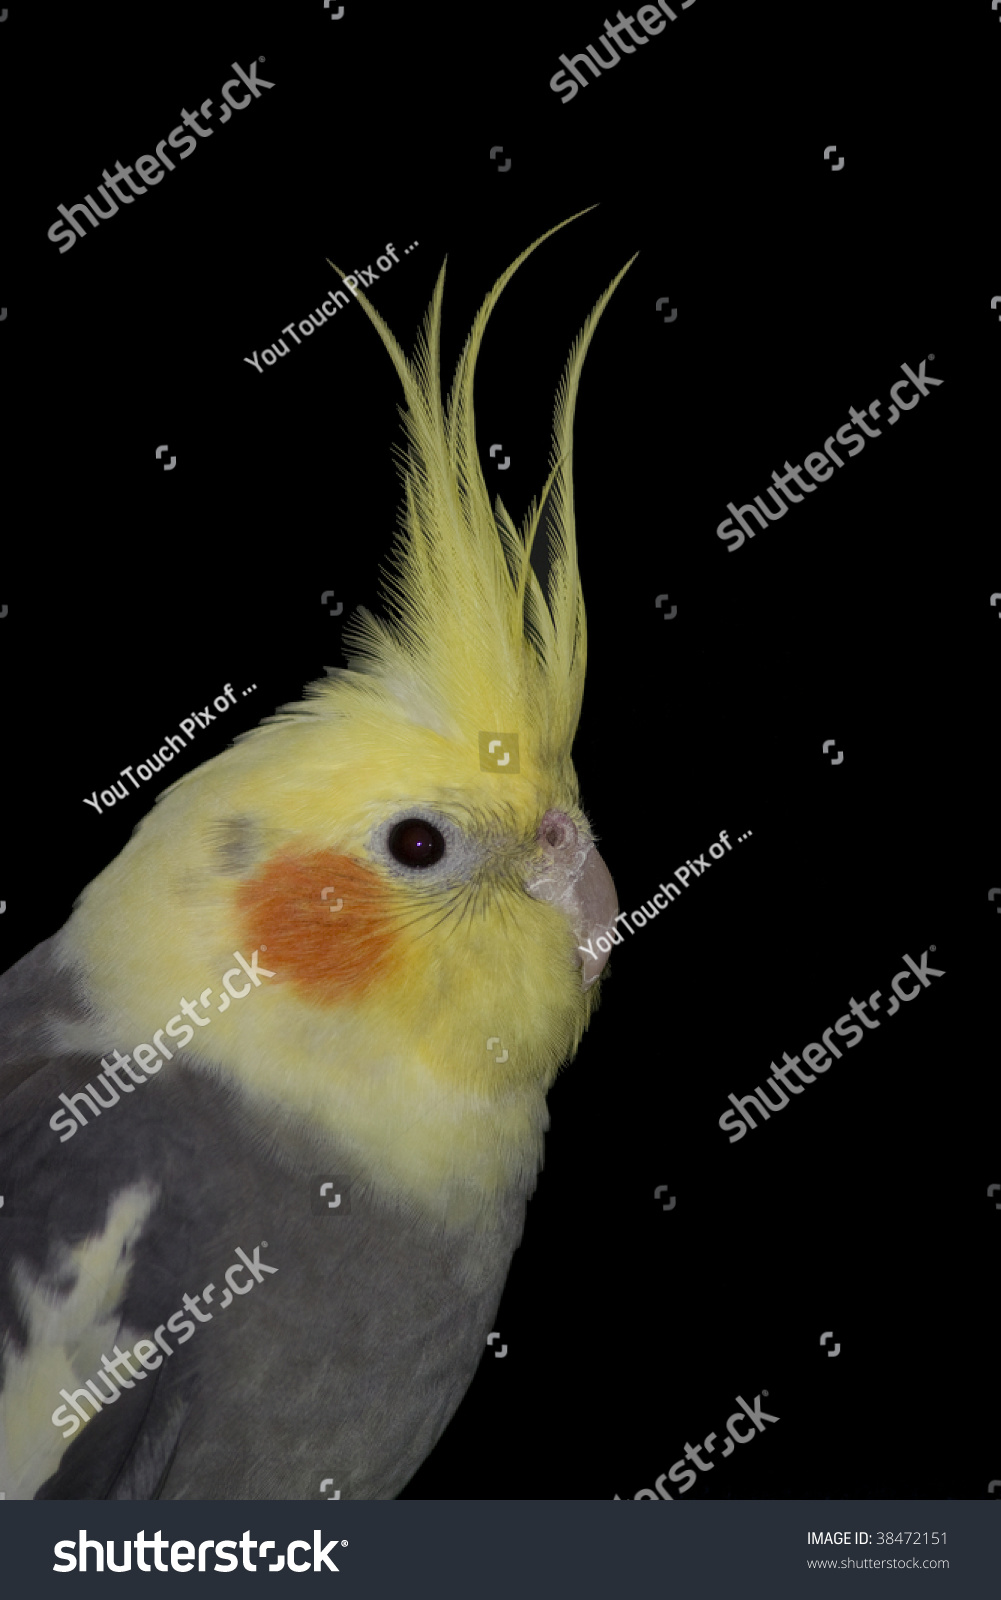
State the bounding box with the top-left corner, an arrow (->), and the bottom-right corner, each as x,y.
524,808 -> 619,988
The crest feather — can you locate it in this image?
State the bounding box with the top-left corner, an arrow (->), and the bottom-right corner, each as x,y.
326,210 -> 637,765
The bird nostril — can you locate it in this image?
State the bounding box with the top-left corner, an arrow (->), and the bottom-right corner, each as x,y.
538,809 -> 578,851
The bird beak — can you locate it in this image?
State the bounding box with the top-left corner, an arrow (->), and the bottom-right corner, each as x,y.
524,809 -> 619,988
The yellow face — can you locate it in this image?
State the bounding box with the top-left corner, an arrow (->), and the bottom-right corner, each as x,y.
230,797 -> 594,1096
215,701 -> 606,1094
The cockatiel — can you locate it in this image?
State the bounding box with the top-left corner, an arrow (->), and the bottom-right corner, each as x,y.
0,209 -> 632,1500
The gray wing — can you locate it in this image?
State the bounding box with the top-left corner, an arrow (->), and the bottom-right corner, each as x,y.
1,935 -> 201,1498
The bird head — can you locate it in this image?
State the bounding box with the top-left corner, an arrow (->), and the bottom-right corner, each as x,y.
59,212 -> 635,1225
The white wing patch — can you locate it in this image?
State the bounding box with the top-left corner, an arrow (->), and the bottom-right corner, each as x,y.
0,1182 -> 158,1500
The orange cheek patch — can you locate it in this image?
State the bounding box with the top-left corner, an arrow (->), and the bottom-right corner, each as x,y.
234,850 -> 405,1005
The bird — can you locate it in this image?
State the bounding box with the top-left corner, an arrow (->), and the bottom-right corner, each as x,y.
0,208 -> 633,1500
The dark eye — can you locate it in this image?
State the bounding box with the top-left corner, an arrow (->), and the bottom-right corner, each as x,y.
388,817 -> 446,869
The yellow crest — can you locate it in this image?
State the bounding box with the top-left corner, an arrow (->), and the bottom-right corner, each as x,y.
324,208 -> 637,769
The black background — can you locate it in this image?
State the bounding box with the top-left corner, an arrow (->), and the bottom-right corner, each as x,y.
4,0 -> 997,1503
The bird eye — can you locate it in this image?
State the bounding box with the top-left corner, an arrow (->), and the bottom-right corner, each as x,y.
387,817 -> 446,869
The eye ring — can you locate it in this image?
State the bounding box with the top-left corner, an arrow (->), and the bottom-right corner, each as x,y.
387,817 -> 446,870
